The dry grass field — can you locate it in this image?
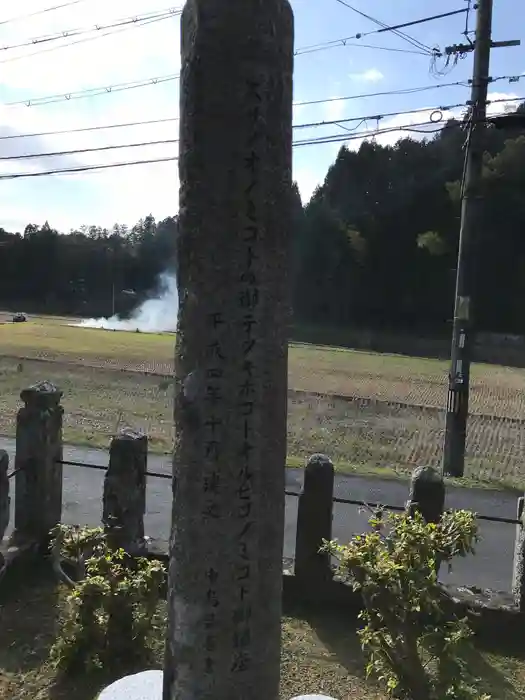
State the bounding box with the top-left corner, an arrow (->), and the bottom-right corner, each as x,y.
1,315 -> 525,485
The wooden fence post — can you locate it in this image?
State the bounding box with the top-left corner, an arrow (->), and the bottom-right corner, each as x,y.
102,427 -> 148,553
295,454 -> 334,583
13,382 -> 63,546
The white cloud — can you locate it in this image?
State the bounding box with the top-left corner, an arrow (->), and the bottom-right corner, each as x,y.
348,68 -> 384,83
293,166 -> 322,203
343,90 -> 522,151
0,0 -> 520,232
0,0 -> 182,230
323,97 -> 346,122
486,91 -> 522,116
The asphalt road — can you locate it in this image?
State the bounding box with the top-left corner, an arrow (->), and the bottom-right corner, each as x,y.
1,437 -> 520,593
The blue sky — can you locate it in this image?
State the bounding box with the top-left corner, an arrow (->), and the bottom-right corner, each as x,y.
0,0 -> 522,233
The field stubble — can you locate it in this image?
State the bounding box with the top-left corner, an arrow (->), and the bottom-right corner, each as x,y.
1,321 -> 525,485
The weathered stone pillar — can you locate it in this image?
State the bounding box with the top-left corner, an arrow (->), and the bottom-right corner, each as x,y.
163,2 -> 294,699
295,454 -> 334,584
13,382 -> 63,544
406,465 -> 445,524
102,428 -> 147,553
0,451 -> 9,542
406,465 -> 445,575
512,496 -> 525,612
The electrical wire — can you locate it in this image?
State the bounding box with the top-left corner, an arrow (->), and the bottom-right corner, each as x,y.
0,106 -> 521,180
0,75 -> 470,109
463,0 -> 474,43
0,6 -> 182,54
0,99 -> 472,143
0,124 -> 451,181
0,76 -> 525,146
0,10 -> 179,65
295,39 -> 429,57
333,0 -> 435,55
0,0 -> 88,27
0,105 -> 456,143
0,7 -> 465,67
4,74 -> 180,107
331,5 -> 468,57
292,80 -> 470,109
430,0 -> 474,78
0,118 -> 448,161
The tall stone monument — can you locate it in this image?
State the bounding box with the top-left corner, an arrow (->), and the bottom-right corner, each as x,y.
163,2 -> 294,699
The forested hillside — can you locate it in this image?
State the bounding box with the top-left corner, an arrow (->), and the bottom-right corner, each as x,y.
293,103 -> 525,334
1,104 -> 525,333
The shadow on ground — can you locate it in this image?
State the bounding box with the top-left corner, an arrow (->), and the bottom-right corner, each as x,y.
0,561 -> 159,700
469,637 -> 525,700
2,572 -> 525,699
285,597 -> 525,700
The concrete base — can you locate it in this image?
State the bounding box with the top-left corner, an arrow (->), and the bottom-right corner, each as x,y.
97,671 -> 162,700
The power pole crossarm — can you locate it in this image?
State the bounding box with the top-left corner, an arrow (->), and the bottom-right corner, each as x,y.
444,38 -> 520,55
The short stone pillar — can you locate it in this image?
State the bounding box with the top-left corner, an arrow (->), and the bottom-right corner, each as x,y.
0,450 -> 9,542
13,382 -> 63,544
295,454 -> 334,583
102,428 -> 147,553
512,496 -> 525,612
406,465 -> 445,524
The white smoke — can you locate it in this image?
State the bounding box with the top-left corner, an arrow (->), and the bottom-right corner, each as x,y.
77,273 -> 179,333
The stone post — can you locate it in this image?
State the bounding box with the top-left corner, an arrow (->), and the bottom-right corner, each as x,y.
13,382 -> 63,545
163,2 -> 294,700
102,428 -> 147,553
406,465 -> 445,524
0,451 -> 9,542
295,454 -> 334,584
512,496 -> 525,612
406,465 -> 445,576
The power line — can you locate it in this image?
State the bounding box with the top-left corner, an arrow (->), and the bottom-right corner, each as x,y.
0,0 -> 88,27
0,116 -> 181,141
292,109 -> 517,147
333,0 -> 435,55
327,6 -> 469,57
0,121 -> 436,161
294,75 -> 518,109
0,7 -> 181,54
0,102 -> 463,142
0,74 -> 462,109
0,156 -> 178,180
0,10 -> 179,65
0,76 -> 519,142
296,39 -> 430,57
4,74 -> 180,107
0,107 -> 521,180
294,80 -> 469,109
293,120 -> 448,147
0,122 -> 442,180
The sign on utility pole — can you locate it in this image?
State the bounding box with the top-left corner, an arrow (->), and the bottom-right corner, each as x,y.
442,0 -> 520,477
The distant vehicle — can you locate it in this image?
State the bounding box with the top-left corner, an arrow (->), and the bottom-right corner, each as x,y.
12,312 -> 27,323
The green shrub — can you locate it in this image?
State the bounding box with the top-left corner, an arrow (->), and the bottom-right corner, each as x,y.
50,525 -> 165,673
322,510 -> 489,700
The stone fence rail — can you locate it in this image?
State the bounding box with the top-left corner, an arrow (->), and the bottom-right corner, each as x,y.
2,381 -> 525,620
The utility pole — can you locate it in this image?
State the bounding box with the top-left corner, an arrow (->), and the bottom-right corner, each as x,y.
442,0 -> 520,477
